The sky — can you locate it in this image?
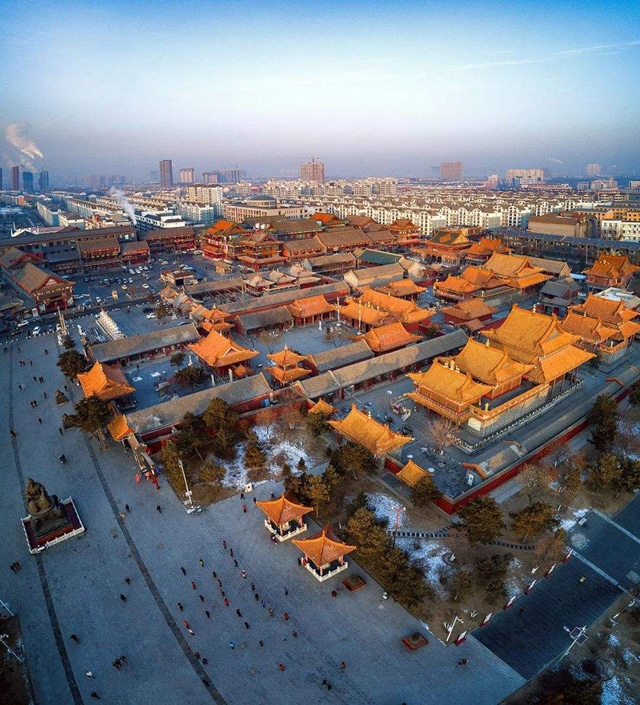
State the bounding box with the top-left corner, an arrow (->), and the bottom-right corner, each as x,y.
1,0 -> 639,181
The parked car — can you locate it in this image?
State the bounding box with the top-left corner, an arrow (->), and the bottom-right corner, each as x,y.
32,326 -> 41,335
17,320 -> 29,328
146,312 -> 157,319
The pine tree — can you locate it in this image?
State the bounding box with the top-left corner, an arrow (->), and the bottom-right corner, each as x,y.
73,395 -> 113,449
510,502 -> 558,541
457,496 -> 506,544
410,476 -> 443,507
57,350 -> 87,379
589,394 -> 618,454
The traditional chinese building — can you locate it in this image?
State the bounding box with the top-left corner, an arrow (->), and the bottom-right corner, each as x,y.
408,307 -> 594,437
464,237 -> 511,265
417,228 -> 473,265
256,492 -> 313,541
286,294 -> 336,326
375,278 -> 426,301
201,219 -> 246,260
440,298 -> 496,327
293,525 -> 356,581
266,346 -> 311,386
562,294 -> 640,364
583,254 -> 640,291
188,329 -> 259,379
77,361 -> 136,404
339,287 -> 434,332
237,230 -> 285,270
396,459 -> 433,488
328,404 -> 412,457
360,321 -> 421,355
387,218 -> 422,246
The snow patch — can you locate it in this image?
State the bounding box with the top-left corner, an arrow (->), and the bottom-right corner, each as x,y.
601,676 -> 634,705
559,507 -> 589,531
397,538 -> 450,595
368,492 -> 405,527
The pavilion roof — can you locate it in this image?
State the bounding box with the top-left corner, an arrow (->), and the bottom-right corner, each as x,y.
532,345 -> 595,384
328,404 -> 412,456
266,365 -> 310,384
292,525 -> 356,566
396,460 -> 430,488
561,310 -> 619,344
268,346 -> 307,368
188,329 -> 259,368
450,339 -> 533,385
361,322 -> 421,353
583,254 -> 640,278
77,361 -> 136,401
408,360 -> 492,404
376,279 -> 426,298
256,493 -> 313,526
308,399 -> 336,416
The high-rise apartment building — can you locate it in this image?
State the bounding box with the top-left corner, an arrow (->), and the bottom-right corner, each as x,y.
586,163 -> 601,177
159,160 -> 174,188
202,172 -> 218,184
301,158 -> 325,183
11,166 -> 20,191
439,161 -> 463,181
179,168 -> 195,184
39,171 -> 49,191
506,168 -> 545,186
23,171 -> 34,193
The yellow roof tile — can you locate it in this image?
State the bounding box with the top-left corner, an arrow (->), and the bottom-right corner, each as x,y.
292,525 -> 356,566
328,404 -> 412,456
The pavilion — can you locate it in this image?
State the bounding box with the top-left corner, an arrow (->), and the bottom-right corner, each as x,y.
360,321 -> 421,355
265,346 -> 311,386
77,361 -> 136,403
293,525 -> 356,581
256,492 -> 313,541
328,404 -> 412,457
188,329 -> 259,379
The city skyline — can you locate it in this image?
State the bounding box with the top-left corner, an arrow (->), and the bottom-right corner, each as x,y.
1,0 -> 639,180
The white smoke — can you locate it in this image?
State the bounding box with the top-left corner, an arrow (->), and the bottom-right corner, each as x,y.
549,157 -> 564,164
5,123 -> 44,169
110,187 -> 137,225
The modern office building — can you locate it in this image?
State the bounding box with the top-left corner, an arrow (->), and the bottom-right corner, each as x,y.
11,166 -> 20,191
159,160 -> 174,188
39,171 -> 49,192
440,161 -> 463,181
301,158 -> 325,183
23,172 -> 34,193
149,169 -> 159,183
179,168 -> 195,184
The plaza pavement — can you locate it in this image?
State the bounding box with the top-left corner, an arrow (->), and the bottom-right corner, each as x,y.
0,329 -> 524,705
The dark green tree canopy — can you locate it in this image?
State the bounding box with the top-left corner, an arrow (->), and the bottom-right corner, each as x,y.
457,496 -> 506,544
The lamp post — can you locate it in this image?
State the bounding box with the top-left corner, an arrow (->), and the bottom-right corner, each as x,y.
392,505 -> 405,547
178,460 -> 193,509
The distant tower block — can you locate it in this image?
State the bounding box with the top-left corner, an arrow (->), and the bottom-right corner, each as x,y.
440,161 -> 463,181
159,159 -> 173,188
301,158 -> 325,183
586,163 -> 601,177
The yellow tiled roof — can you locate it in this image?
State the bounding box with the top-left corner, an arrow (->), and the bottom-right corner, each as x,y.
451,339 -> 532,384
286,294 -> 336,318
188,329 -> 259,368
77,361 -> 136,401
532,345 -> 595,384
561,310 -> 618,344
267,346 -> 307,367
408,361 -> 492,404
107,413 -> 134,441
256,493 -> 313,525
440,297 -> 496,320
571,294 -> 639,325
292,525 -> 356,566
362,322 -> 421,353
397,459 -> 430,488
328,404 -> 412,456
308,399 -> 336,416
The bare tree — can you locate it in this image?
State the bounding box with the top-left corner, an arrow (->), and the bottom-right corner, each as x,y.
520,462 -> 554,505
424,416 -> 459,453
616,409 -> 640,457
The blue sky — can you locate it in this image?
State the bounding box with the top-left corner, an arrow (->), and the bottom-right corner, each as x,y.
1,0 -> 639,180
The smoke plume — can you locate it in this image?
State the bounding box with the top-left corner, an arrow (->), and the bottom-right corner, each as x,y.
110,188 -> 138,225
5,123 -> 44,169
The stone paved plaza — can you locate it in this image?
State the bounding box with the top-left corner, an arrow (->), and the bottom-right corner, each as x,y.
0,329 -> 525,704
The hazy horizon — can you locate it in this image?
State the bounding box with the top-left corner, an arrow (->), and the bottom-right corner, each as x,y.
1,0 -> 639,182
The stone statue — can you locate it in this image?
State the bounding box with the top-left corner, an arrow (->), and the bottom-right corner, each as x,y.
25,478 -> 67,535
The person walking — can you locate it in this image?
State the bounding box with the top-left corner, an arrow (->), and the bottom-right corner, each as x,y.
156,505 -> 162,513
458,658 -> 468,666
278,663 -> 285,671
191,580 -> 197,590
229,641 -> 235,650
244,621 -> 250,630
90,692 -> 101,699
181,566 -> 187,575
241,570 -> 247,579
37,418 -> 42,424
177,602 -> 184,611
86,671 -> 94,678
199,558 -> 204,567
59,427 -> 64,435
10,429 -> 16,438
222,540 -> 227,549
259,640 -> 264,647
339,661 -> 346,670
119,594 -> 127,602
283,612 -> 289,621
124,577 -> 131,585
205,610 -> 211,619
242,504 -> 247,513
199,594 -> 205,603
70,634 -> 79,643
236,608 -> 242,617
125,504 -> 131,513
292,631 -> 297,639
224,598 -> 229,606
284,587 -> 288,596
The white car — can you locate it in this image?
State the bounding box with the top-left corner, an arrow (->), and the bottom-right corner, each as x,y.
32,326 -> 41,335
146,312 -> 157,319
17,320 -> 29,328
142,284 -> 150,289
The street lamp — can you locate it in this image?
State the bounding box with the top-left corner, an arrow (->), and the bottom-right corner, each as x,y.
178,459 -> 193,509
392,504 -> 405,547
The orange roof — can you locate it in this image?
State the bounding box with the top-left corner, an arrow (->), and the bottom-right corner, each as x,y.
561,310 -> 618,344
342,288 -> 435,326
339,299 -> 390,327
266,365 -> 310,384
408,360 -> 492,404
188,329 -> 259,368
107,413 -> 134,441
397,459 -> 430,488
206,219 -> 244,235
328,404 -> 412,456
532,345 -> 594,384
362,322 -> 421,353
376,279 -> 426,297
77,361 -> 136,401
267,346 -> 307,368
484,306 -> 581,362
583,254 -> 640,278
450,339 -> 533,385
440,298 -> 496,321
256,493 -> 313,526
484,252 -> 550,289
286,294 -> 336,319
308,399 -> 336,416
571,294 -> 639,325
292,525 -> 356,566
428,230 -> 471,247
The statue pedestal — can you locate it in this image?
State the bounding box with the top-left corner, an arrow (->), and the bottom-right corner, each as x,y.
21,498 -> 85,554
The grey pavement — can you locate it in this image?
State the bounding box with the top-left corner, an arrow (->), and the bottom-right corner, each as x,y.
0,327 -> 525,705
473,492 -> 640,681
